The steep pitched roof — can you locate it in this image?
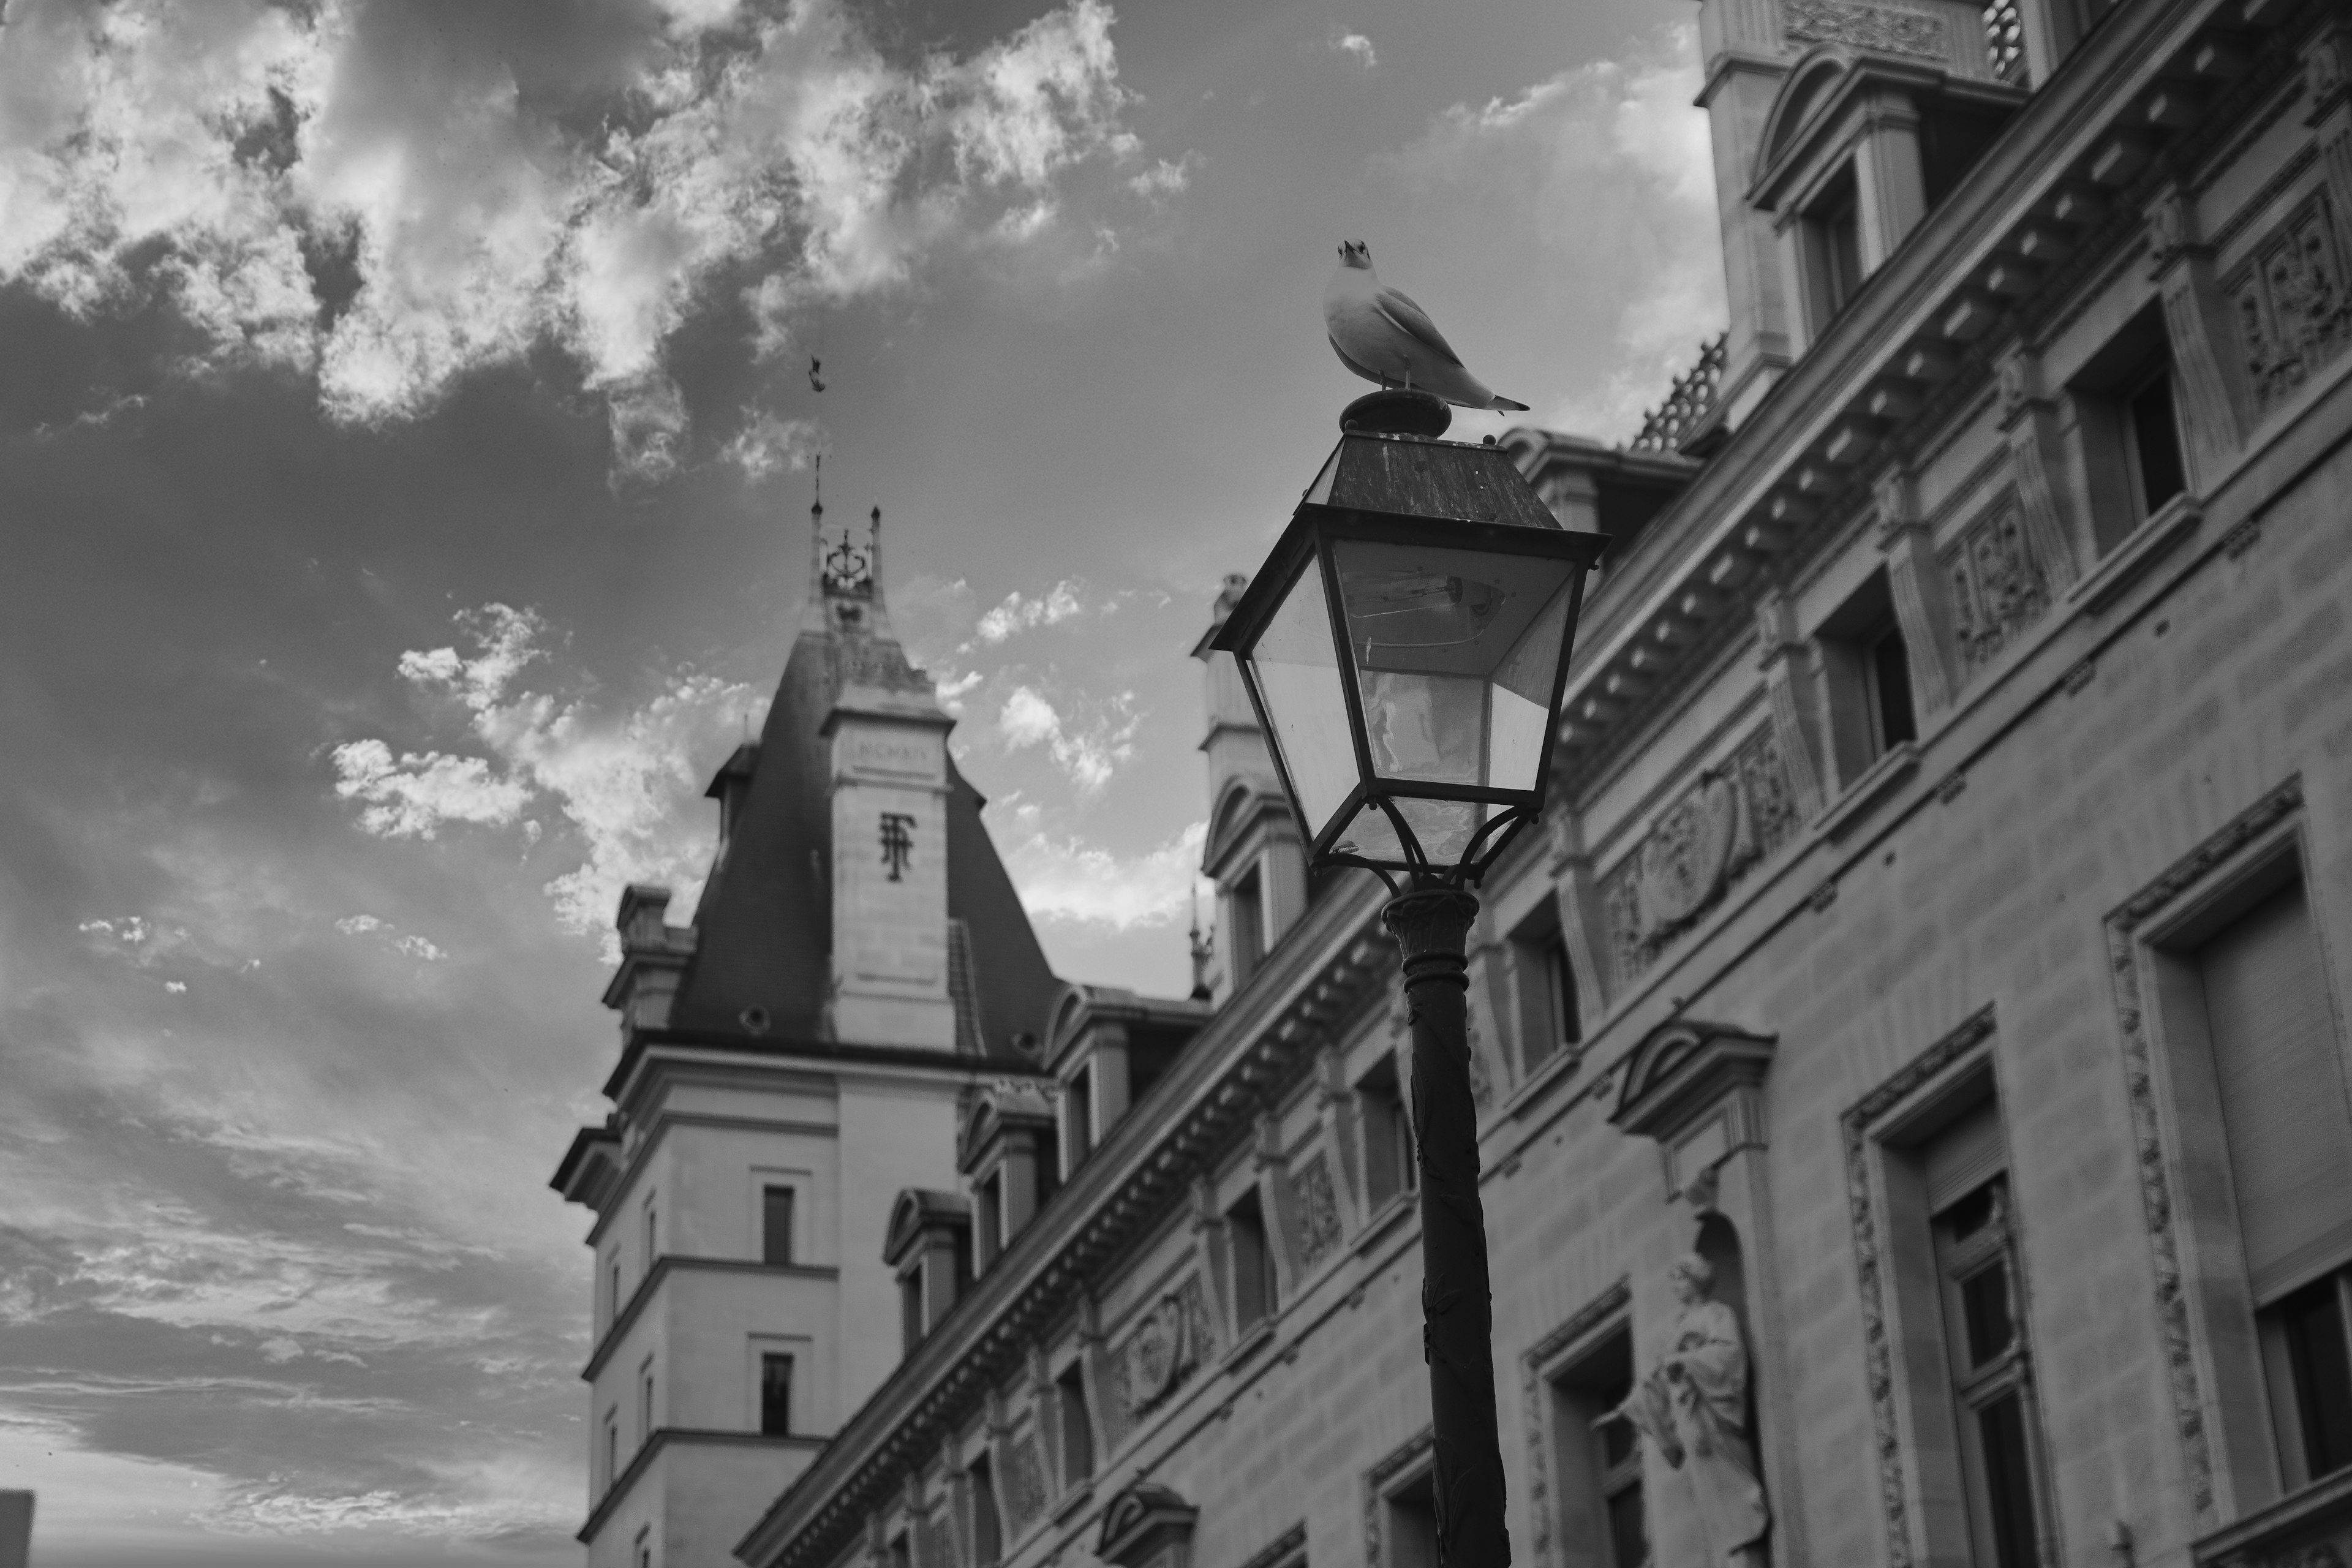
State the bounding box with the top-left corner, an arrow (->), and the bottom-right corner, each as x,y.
667,625 -> 1060,1065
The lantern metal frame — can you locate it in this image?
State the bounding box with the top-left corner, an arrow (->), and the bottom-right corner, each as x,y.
1212,495 -> 1606,892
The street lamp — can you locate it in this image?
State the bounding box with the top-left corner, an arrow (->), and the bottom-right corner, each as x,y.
1212,389 -> 1605,1565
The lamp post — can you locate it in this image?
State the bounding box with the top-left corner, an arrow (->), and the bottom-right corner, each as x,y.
1212,389 -> 1605,1565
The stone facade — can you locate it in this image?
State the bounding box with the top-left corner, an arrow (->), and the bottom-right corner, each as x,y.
593,3 -> 2352,1567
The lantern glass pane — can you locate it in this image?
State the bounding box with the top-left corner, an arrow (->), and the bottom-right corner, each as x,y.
1332,539 -> 1579,799
1332,798 -> 1487,869
1240,557 -> 1358,844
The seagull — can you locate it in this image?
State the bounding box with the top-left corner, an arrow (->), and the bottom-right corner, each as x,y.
1323,239 -> 1529,412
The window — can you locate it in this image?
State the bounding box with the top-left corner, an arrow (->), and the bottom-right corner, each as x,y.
760,1352 -> 793,1437
975,1174 -> 1003,1270
644,1205 -> 658,1271
1057,1361 -> 1094,1484
2185,876 -> 2352,1490
635,1526 -> 651,1568
1228,1187 -> 1278,1330
1817,571 -> 1917,790
2124,361 -> 2187,521
607,1257 -> 620,1327
1934,1176 -> 2044,1568
1229,865 -> 1267,987
604,1411 -> 619,1492
1512,915 -> 1581,1076
1358,1054 -> 1417,1210
639,1362 -> 655,1441
889,1535 -> 912,1568
969,1453 -> 1003,1566
1802,165 -> 1867,328
1550,1325 -> 1645,1568
901,1268 -> 925,1356
1065,1064 -> 1093,1175
762,1186 -> 794,1266
1381,1467 -> 1439,1568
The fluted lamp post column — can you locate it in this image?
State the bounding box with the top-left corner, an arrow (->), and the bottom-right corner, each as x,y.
1210,389 -> 1605,1565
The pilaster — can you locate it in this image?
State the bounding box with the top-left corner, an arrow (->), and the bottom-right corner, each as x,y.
2146,186 -> 2252,490
1853,88 -> 1929,270
1875,469 -> 1958,715
1997,345 -> 2083,592
1754,590 -> 1826,820
1315,1046 -> 1368,1229
1250,1111 -> 1303,1306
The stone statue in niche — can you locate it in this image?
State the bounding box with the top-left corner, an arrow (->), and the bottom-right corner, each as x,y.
1615,1254 -> 1770,1567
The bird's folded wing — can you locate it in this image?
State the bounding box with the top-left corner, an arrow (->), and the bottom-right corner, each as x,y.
1330,335 -> 1387,384
1373,285 -> 1464,368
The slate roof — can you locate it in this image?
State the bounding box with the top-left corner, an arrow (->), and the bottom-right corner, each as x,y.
666,623 -> 1059,1065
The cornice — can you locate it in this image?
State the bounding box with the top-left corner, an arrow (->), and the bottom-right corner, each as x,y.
583,1256 -> 843,1383
576,1426 -> 827,1544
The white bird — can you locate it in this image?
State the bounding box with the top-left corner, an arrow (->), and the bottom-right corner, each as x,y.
1323,239 -> 1529,412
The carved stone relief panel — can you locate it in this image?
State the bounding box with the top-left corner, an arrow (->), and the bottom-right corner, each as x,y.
1120,1276 -> 1215,1423
1943,496 -> 2049,676
1291,1155 -> 1342,1269
1005,1434 -> 1049,1529
1784,0 -> 1947,58
2228,188 -> 2352,415
1599,723 -> 1800,994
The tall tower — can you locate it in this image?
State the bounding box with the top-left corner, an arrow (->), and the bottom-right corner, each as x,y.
551,499 -> 1061,1568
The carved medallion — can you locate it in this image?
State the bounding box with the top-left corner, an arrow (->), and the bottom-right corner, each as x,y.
1639,773 -> 1740,933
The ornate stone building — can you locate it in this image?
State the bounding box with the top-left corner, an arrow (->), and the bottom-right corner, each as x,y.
562,1 -> 2352,1566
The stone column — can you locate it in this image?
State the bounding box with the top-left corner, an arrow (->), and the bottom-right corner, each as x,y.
2146,186 -> 2251,491
1754,590 -> 1825,820
1996,345 -> 2082,592
1875,469 -> 1959,715
1316,1046 -> 1369,1229
1250,1110 -> 1303,1306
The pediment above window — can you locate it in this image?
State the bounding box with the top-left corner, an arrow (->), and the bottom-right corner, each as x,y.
1095,1479 -> 1198,1568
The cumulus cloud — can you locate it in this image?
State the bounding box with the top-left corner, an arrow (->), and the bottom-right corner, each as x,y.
0,0 -> 1146,476
333,605 -> 765,943
722,410 -> 828,481
995,819 -> 1206,928
1126,156 -> 1194,200
1329,28 -> 1378,68
333,914 -> 445,962
976,579 -> 1086,643
1382,24 -> 1722,439
994,684 -> 1138,793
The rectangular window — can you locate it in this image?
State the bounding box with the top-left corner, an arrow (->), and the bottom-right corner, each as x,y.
1550,1325 -> 1645,1568
1057,1361 -> 1094,1484
2125,363 -> 2187,521
1229,1187 -> 1277,1330
635,1527 -> 651,1568
1816,570 -> 1917,790
2185,875 -> 2352,1488
1230,867 -> 1267,987
902,1268 -> 925,1356
976,1174 -> 1003,1270
608,1257 -> 621,1327
969,1453 -> 1003,1566
889,1536 -> 912,1568
1512,914 -> 1581,1077
604,1412 -> 619,1492
1066,1064 -> 1094,1175
1382,1468 -> 1439,1568
1800,164 -> 1867,332
644,1205 -> 658,1270
760,1352 -> 793,1437
640,1363 -> 655,1441
1358,1053 -> 1416,1210
1933,1174 -> 2045,1568
762,1186 -> 794,1266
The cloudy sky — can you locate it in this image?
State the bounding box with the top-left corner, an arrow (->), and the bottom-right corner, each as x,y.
0,0 -> 1722,1560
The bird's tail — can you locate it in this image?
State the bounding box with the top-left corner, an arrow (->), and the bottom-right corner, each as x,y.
1488,395 -> 1531,412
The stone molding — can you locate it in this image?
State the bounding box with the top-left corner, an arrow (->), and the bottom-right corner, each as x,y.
2103,774 -> 2307,1525
1518,1277 -> 1634,1568
1095,1480 -> 1197,1568
1840,1003 -> 1999,1568
1360,1425 -> 1436,1568
1610,1019 -> 1779,1201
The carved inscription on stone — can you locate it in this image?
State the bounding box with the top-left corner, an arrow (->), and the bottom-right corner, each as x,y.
1944,498 -> 2049,675
1784,0 -> 1948,59
1292,1155 -> 1342,1268
1600,725 -> 1798,993
2229,189 -> 2352,415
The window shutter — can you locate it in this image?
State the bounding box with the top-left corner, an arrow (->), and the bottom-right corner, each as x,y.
2203,880 -> 2352,1302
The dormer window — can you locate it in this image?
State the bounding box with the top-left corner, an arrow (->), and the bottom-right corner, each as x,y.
957,1084 -> 1058,1272
1228,865 -> 1267,987
1041,984 -> 1209,1170
884,1189 -> 973,1354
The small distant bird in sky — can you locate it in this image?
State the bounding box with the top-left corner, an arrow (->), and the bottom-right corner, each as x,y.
809,356 -> 826,393
1324,239 -> 1529,412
